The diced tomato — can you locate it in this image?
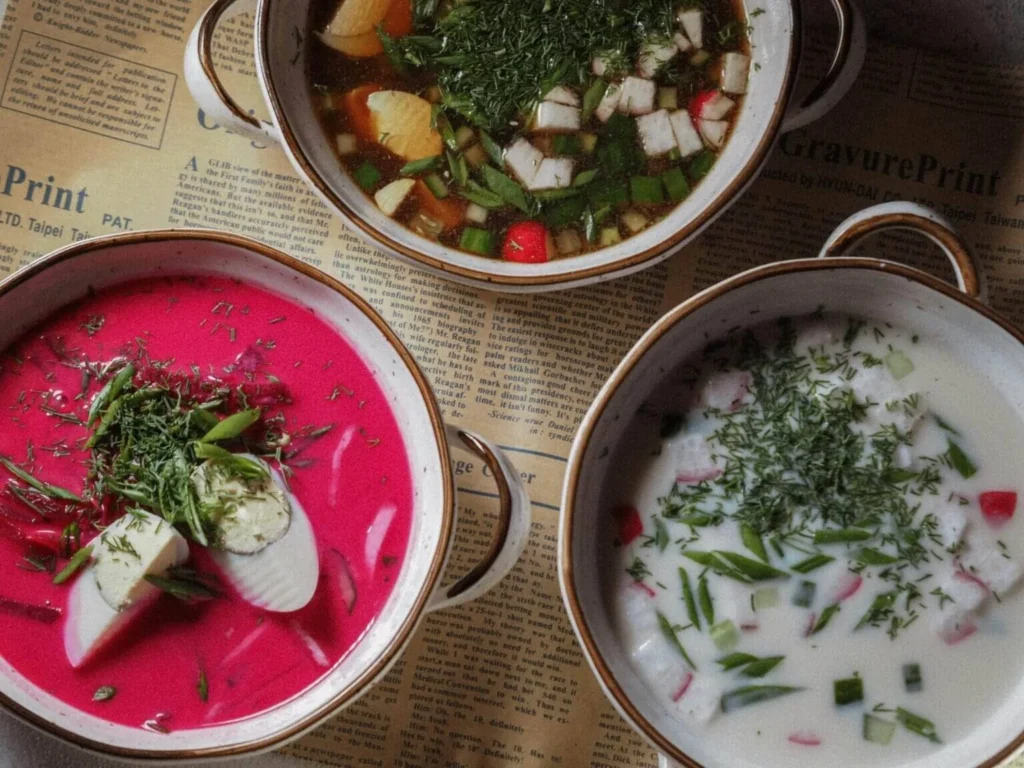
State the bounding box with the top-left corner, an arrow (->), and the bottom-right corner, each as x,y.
413,181 -> 465,231
341,84 -> 383,142
788,732 -> 822,747
672,671 -> 694,702
613,504 -> 643,546
689,89 -> 719,121
502,222 -> 554,263
980,491 -> 1017,527
381,0 -> 413,37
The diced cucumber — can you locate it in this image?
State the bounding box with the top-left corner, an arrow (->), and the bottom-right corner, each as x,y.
903,663 -> 922,693
834,676 -> 864,706
791,554 -> 834,574
598,140 -> 644,177
580,133 -> 599,153
658,86 -> 679,110
455,125 -> 476,149
863,714 -> 897,746
424,173 -> 449,199
630,175 -> 665,205
353,162 -> 382,191
710,619 -> 740,652
459,227 -> 495,256
885,350 -> 914,380
662,167 -> 691,201
599,227 -> 621,247
446,150 -> 468,186
688,148 -> 716,181
573,169 -> 599,187
553,134 -> 582,155
399,155 -> 442,176
588,179 -> 630,207
946,440 -> 977,479
895,707 -> 941,743
793,580 -> 816,608
543,197 -> 588,229
720,685 -> 803,713
752,587 -> 779,610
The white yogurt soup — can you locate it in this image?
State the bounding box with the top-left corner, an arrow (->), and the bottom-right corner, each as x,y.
605,313 -> 1024,767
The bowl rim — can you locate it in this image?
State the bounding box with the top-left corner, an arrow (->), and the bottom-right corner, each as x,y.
0,229 -> 456,761
255,0 -> 802,288
559,255 -> 1024,768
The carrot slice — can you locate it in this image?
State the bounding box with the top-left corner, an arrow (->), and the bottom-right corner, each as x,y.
414,181 -> 465,231
342,84 -> 383,141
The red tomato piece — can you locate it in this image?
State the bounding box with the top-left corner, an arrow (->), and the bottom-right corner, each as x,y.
980,491 -> 1017,526
689,89 -> 719,121
502,221 -> 553,263
613,504 -> 643,546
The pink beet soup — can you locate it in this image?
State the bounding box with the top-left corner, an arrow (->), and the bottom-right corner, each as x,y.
0,275 -> 413,731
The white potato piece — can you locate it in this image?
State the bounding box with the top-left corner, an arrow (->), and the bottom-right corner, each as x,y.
595,84 -> 623,123
64,511 -> 189,667
544,85 -> 580,107
505,138 -> 544,186
699,92 -> 736,120
637,109 -> 677,156
529,158 -> 575,190
533,101 -> 581,133
699,118 -> 729,149
672,435 -> 722,485
366,91 -> 443,161
721,52 -> 751,94
674,32 -> 693,53
618,76 -> 656,115
206,459 -> 320,613
674,674 -> 721,725
374,178 -> 416,216
669,109 -> 703,156
678,9 -> 703,49
638,41 -> 679,78
325,0 -> 392,37
699,369 -> 752,412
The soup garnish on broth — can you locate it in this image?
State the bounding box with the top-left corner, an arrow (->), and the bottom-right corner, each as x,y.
0,276 -> 412,730
309,0 -> 752,261
607,315 -> 1023,765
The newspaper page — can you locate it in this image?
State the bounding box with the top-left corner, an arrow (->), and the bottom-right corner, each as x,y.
1,2 -> 1024,766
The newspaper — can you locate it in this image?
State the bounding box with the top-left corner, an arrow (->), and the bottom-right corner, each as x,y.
1,2 -> 1024,766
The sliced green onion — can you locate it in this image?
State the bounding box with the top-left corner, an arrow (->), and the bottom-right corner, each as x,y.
657,610 -> 696,669
935,415 -> 960,435
715,550 -> 789,581
479,130 -> 504,168
863,713 -> 897,745
587,178 -> 630,207
834,676 -> 864,706
680,568 -> 700,631
740,523 -> 769,563
581,78 -> 608,122
677,512 -> 716,527
52,545 -> 94,585
352,161 -> 382,191
460,181 -> 505,209
720,685 -> 803,713
903,663 -> 922,693
573,169 -> 599,187
480,165 -> 534,213
885,350 -> 915,380
791,554 -> 834,574
811,604 -> 840,634
698,575 -> 714,624
0,457 -> 82,502
710,619 -> 740,652
683,550 -> 749,583
856,548 -> 899,566
661,167 -> 691,201
552,134 -> 581,155
629,175 -> 665,205
446,149 -> 469,186
87,363 -> 134,426
855,591 -> 898,630
93,685 -> 116,702
946,440 -> 977,479
399,155 -> 442,176
458,227 -> 495,256
534,187 -> 582,201
814,527 -> 872,545
199,409 -> 261,443
752,587 -> 779,610
688,149 -> 716,180
424,173 -> 449,199
717,652 -> 758,671
896,707 -> 941,743
741,656 -> 784,678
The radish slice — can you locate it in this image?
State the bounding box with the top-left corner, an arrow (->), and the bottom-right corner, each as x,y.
980,491 -> 1017,527
942,620 -> 977,645
672,671 -> 694,702
0,595 -> 61,624
803,612 -> 816,638
955,567 -> 991,594
613,504 -> 644,545
330,548 -> 358,614
673,436 -> 723,485
833,573 -> 863,602
291,620 -> 330,667
788,732 -> 822,746
699,369 -> 751,412
630,580 -> 657,598
365,503 -> 397,572
689,90 -> 719,121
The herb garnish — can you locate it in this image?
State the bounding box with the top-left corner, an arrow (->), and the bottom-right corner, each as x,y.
93,685 -> 116,702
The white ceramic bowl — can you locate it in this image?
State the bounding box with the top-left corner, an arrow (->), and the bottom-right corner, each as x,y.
0,230 -> 531,762
184,0 -> 866,292
559,201 -> 1024,768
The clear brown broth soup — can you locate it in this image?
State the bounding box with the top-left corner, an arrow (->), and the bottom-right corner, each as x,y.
307,0 -> 751,262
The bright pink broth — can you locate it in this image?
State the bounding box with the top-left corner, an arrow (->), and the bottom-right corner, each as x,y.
0,276 -> 412,730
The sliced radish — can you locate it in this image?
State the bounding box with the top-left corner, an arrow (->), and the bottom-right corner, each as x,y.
689,89 -> 719,121
699,92 -> 735,120
699,369 -> 751,412
803,612 -> 816,638
672,671 -> 694,702
329,548 -> 358,614
631,580 -> 657,598
833,573 -> 863,602
942,620 -> 977,646
674,436 -> 723,485
613,504 -> 644,546
502,221 -> 554,263
0,595 -> 61,624
788,732 -> 822,747
365,503 -> 397,572
291,620 -> 330,667
980,491 -> 1017,527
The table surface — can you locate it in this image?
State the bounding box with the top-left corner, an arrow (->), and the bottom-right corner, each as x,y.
3,0 -> 1023,766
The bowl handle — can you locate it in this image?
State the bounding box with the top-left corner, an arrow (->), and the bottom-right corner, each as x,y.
781,0 -> 867,132
818,201 -> 981,298
426,425 -> 532,613
184,0 -> 281,144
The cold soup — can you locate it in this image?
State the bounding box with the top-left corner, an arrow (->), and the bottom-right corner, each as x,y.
308,0 -> 753,260
606,314 -> 1024,766
0,275 -> 412,731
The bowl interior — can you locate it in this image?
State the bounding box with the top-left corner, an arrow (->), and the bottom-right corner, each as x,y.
565,263 -> 1024,768
0,234 -> 450,757
258,0 -> 796,286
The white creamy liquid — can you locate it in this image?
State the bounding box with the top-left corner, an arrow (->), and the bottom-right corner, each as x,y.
605,315 -> 1024,768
